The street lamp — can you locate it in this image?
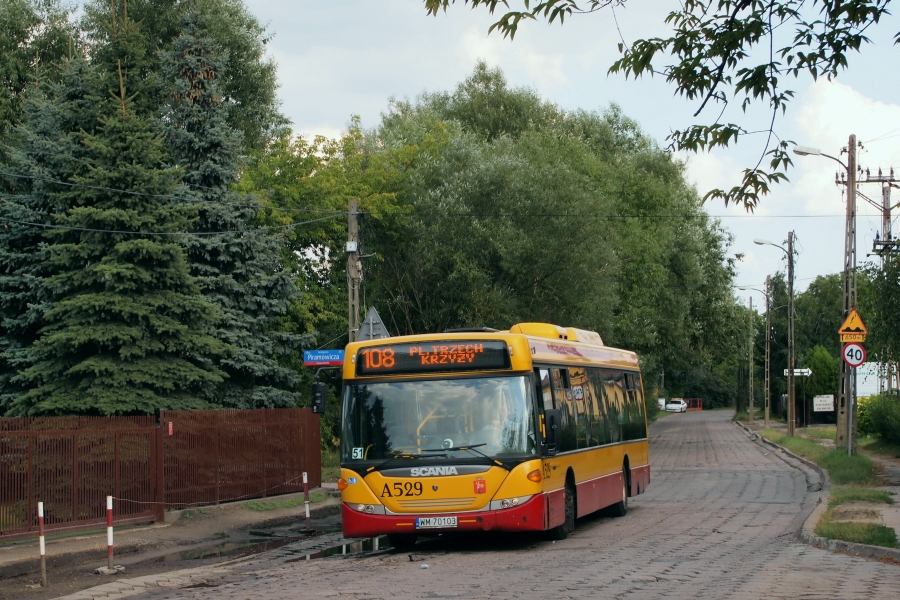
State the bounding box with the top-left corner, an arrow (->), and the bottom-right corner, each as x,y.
793,139 -> 858,454
738,280 -> 771,430
755,236 -> 796,436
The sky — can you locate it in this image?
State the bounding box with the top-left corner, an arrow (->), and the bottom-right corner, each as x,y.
242,1 -> 898,391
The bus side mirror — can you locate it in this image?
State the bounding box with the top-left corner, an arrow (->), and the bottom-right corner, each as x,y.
544,409 -> 561,456
311,381 -> 327,414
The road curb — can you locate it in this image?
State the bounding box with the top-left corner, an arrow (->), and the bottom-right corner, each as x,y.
732,419 -> 900,562
55,531 -> 364,600
797,526 -> 900,561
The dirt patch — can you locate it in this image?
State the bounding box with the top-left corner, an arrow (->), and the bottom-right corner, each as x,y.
831,507 -> 882,523
0,492 -> 342,600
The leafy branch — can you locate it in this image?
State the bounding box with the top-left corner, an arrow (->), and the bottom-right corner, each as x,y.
425,0 -> 895,210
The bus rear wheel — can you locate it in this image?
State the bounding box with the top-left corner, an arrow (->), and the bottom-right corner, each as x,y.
387,534 -> 417,549
548,481 -> 575,540
608,469 -> 629,517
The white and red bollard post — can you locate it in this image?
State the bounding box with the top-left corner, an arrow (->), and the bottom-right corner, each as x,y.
106,496 -> 114,570
38,501 -> 47,587
303,472 -> 311,531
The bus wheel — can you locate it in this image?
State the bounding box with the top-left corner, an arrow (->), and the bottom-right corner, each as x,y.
548,481 -> 576,540
387,534 -> 417,549
609,469 -> 629,517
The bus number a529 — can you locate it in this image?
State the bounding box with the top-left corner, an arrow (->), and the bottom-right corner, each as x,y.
381,482 -> 423,497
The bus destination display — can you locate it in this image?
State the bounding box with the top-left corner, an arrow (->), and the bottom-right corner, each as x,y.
356,340 -> 510,376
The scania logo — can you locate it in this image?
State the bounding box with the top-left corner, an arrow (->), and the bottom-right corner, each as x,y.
409,466 -> 459,477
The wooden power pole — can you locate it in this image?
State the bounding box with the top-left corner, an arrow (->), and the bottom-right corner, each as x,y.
764,275 -> 771,430
347,199 -> 360,343
787,231 -> 796,437
836,135 -> 858,452
749,296 -> 754,425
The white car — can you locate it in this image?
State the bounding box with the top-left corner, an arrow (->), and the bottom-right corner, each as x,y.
665,399 -> 687,413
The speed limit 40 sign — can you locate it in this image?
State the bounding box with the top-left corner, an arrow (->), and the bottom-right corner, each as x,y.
842,343 -> 866,368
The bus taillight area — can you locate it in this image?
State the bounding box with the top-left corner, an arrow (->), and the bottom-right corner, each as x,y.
341,494 -> 548,537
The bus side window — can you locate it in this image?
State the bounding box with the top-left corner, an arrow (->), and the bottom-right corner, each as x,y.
538,369 -> 553,410
626,372 -> 647,439
551,368 -> 577,452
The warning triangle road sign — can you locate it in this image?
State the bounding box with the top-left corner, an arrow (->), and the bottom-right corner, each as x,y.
358,307 -> 392,341
838,309 -> 867,342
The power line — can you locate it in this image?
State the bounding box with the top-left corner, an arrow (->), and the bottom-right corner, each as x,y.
1,143 -> 339,213
0,171 -> 344,215
0,213 -> 342,236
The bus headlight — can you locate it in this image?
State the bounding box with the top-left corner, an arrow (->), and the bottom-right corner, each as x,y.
490,495 -> 532,510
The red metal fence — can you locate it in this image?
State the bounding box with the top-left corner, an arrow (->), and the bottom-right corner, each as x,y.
0,409 -> 320,541
0,416 -> 159,541
686,398 -> 703,411
160,408 -> 320,508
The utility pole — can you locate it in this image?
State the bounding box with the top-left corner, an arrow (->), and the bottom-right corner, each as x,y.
883,178 -> 892,255
836,135 -> 858,452
787,231 -> 796,436
749,296 -> 754,425
867,168 -> 898,393
764,275 -> 771,430
347,199 -> 360,343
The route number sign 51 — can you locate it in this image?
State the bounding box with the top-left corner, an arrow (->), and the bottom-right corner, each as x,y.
842,343 -> 866,368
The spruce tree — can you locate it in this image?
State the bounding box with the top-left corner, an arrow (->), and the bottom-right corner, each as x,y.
159,11 -> 306,409
12,13 -> 228,415
0,58 -> 103,412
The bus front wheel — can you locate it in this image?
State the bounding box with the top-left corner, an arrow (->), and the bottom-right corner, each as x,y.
548,481 -> 576,540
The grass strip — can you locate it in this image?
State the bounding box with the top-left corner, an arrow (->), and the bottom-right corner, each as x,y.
814,486 -> 898,548
814,520 -> 898,548
758,428 -> 877,485
322,447 -> 341,483
243,493 -> 328,511
759,430 -> 896,549
829,486 -> 894,507
799,426 -> 837,441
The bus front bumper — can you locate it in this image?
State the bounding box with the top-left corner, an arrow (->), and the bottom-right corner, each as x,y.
342,494 -> 547,538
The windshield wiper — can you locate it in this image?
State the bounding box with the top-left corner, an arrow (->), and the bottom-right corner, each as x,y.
368,451 -> 447,473
423,443 -> 509,469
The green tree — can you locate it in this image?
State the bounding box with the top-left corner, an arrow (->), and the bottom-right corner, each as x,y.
802,345 -> 839,424
425,0 -> 895,209
159,11 -> 308,408
863,257 -> 900,368
369,64 -> 745,406
795,274 -> 844,358
8,12 -> 229,415
82,0 -> 285,150
0,57 -> 103,412
15,94 -> 229,414
0,0 -> 75,148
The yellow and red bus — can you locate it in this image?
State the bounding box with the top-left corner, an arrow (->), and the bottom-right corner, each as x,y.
335,322 -> 649,547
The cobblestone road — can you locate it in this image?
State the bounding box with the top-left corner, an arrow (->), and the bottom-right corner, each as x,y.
122,411 -> 900,599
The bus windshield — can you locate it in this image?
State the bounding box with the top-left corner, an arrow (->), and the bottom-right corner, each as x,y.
341,375 -> 536,462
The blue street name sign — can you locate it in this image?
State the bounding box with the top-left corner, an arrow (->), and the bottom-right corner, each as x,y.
303,349 -> 345,367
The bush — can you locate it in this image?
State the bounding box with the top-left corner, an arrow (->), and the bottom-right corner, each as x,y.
866,393 -> 900,443
645,395 -> 660,422
857,395 -> 874,436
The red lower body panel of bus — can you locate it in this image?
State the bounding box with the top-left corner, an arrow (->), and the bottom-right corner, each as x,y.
342,494 -> 548,538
